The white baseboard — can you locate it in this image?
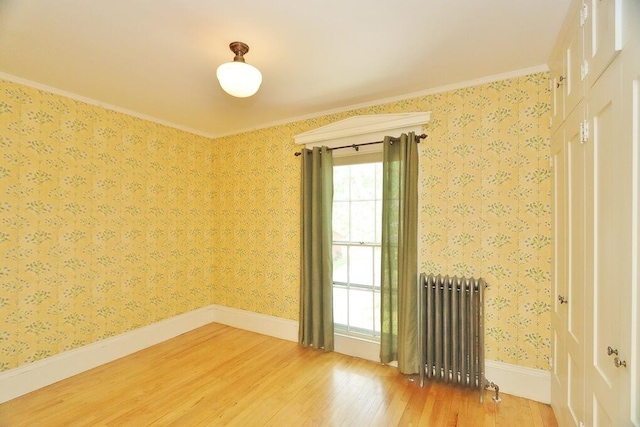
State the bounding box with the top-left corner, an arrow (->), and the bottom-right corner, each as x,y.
210,305 -> 298,342
485,360 -> 551,404
0,306 -> 216,404
0,304 -> 551,405
210,306 -> 384,363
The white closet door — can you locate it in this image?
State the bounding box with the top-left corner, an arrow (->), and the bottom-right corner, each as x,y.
629,42 -> 640,427
551,130 -> 569,427
585,0 -> 623,86
565,103 -> 587,427
620,8 -> 640,423
588,57 -> 629,427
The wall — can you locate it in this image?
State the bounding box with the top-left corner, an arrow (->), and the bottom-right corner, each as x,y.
214,72 -> 552,370
0,80 -> 215,371
418,75 -> 551,369
0,71 -> 551,373
207,127 -> 300,320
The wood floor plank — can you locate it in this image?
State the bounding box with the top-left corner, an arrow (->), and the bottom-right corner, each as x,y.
0,323 -> 558,426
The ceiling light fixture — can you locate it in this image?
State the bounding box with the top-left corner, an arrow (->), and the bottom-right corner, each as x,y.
216,41 -> 262,98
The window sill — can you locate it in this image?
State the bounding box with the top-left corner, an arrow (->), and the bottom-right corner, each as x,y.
334,330 -> 379,344
334,332 -> 381,363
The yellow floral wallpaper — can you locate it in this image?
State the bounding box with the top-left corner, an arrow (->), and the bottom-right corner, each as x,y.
0,72 -> 551,373
416,75 -> 551,369
0,81 -> 215,371
214,72 -> 552,370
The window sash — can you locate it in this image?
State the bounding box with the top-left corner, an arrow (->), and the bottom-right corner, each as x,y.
332,161 -> 382,340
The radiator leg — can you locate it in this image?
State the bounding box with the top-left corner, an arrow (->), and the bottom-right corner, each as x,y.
484,380 -> 501,402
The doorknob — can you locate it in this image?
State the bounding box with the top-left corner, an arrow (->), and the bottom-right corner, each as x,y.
614,357 -> 627,368
607,346 -> 618,356
558,295 -> 568,304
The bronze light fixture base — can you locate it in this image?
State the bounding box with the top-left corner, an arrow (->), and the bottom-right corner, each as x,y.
229,41 -> 249,63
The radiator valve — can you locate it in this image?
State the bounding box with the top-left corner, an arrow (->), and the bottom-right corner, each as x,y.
484,380 -> 501,402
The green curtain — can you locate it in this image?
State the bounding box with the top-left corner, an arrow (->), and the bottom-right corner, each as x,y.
299,146 -> 334,351
380,132 -> 419,374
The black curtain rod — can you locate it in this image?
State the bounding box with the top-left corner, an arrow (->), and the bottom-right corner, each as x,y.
294,133 -> 427,156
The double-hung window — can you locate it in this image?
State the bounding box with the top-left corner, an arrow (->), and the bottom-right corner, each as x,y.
332,155 -> 382,340
294,112 -> 430,349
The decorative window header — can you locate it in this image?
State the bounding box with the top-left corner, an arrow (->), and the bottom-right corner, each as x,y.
294,112 -> 431,157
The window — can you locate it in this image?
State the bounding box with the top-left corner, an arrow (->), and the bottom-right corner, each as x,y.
332,159 -> 382,340
295,114 -> 429,359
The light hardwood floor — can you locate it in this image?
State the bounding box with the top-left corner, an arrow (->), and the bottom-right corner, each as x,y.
0,323 -> 557,426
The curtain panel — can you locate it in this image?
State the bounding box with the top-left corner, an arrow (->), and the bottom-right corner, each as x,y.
380,132 -> 419,374
299,146 -> 334,351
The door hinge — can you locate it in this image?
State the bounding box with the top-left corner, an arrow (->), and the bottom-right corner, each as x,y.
580,3 -> 589,26
580,120 -> 590,143
581,59 -> 589,81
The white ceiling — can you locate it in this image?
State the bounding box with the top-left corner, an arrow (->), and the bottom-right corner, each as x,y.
0,0 -> 571,137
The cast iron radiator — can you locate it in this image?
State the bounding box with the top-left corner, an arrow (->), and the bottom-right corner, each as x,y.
418,273 -> 499,403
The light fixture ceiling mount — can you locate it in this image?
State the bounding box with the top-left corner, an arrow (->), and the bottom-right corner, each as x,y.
216,41 -> 262,98
229,41 -> 249,61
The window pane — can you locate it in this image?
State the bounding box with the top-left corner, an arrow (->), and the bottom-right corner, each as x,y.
374,246 -> 381,288
333,244 -> 348,283
349,288 -> 374,331
350,201 -> 376,242
374,291 -> 381,334
333,287 -> 348,326
375,163 -> 383,197
333,201 -> 349,241
350,163 -> 376,200
333,166 -> 350,201
348,246 -> 373,287
375,200 -> 382,243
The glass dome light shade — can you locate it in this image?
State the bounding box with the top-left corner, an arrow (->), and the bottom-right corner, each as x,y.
216,61 -> 262,98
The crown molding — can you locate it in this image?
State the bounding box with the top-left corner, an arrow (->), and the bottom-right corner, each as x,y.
0,72 -> 217,139
214,64 -> 549,139
0,64 -> 548,141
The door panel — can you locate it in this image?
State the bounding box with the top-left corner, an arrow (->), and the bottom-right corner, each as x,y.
565,12 -> 585,118
550,45 -> 566,134
550,131 -> 568,426
568,354 -> 584,424
593,395 -> 613,427
565,104 -> 587,427
627,30 -> 640,426
586,0 -> 622,86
